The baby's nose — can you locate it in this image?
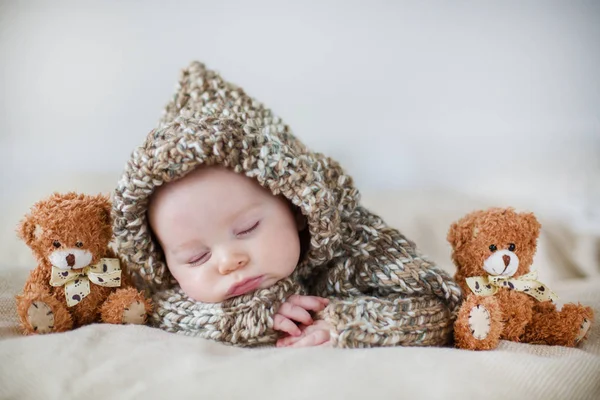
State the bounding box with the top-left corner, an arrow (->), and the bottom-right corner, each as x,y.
219,253 -> 249,274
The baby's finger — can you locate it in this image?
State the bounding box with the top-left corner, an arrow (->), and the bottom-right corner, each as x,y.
276,334 -> 303,348
286,295 -> 328,312
273,314 -> 301,337
277,302 -> 313,325
289,330 -> 330,348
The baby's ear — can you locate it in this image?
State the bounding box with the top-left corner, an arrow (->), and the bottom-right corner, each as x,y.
17,214 -> 41,248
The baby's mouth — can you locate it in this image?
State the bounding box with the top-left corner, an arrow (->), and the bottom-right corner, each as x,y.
227,275 -> 265,297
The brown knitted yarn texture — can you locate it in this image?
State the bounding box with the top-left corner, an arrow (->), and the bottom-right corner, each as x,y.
112,61 -> 462,347
154,276 -> 303,346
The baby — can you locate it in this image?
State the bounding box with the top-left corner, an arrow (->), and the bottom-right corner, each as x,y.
148,166 -> 332,346
113,61 -> 462,348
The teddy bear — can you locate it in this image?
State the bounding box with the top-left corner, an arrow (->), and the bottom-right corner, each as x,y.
15,192 -> 152,335
447,207 -> 594,350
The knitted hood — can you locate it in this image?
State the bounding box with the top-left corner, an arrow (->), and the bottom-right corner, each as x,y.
113,62 -> 461,347
113,61 -> 353,293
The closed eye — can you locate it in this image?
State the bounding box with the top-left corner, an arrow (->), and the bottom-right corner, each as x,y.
189,252 -> 211,266
237,221 -> 260,237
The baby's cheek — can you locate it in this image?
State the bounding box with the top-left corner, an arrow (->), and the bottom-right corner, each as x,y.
178,267 -> 224,302
263,226 -> 301,276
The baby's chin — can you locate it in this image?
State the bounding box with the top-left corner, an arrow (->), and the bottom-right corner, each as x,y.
258,276 -> 278,290
258,272 -> 297,289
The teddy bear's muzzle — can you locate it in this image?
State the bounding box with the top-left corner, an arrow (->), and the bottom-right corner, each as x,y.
49,249 -> 93,270
483,250 -> 520,277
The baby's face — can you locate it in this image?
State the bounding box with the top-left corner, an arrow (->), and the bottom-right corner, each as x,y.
148,167 -> 302,303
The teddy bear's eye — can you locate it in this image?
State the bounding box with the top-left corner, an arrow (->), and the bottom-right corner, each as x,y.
508,243 -> 516,251
75,241 -> 84,248
52,241 -> 61,248
489,244 -> 497,252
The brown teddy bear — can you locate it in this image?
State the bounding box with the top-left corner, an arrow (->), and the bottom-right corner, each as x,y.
448,207 -> 594,350
15,192 -> 152,334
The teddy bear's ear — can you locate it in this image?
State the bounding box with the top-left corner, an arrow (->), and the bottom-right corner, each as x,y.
520,212 -> 541,245
447,222 -> 459,247
16,214 -> 41,247
447,221 -> 476,249
97,195 -> 112,225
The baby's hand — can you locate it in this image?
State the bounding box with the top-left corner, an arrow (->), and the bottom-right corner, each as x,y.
276,319 -> 332,348
273,295 -> 329,337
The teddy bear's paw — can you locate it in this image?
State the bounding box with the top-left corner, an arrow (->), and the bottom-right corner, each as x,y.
100,288 -> 151,325
455,295 -> 502,350
469,304 -> 491,340
575,318 -> 591,344
26,301 -> 55,334
122,300 -> 147,325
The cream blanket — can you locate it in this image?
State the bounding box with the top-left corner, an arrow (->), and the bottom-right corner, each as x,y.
1,190 -> 599,399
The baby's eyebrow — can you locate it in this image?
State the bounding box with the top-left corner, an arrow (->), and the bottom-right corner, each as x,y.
227,202 -> 262,224
171,240 -> 205,257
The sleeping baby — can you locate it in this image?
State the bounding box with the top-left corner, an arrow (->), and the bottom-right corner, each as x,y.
112,61 -> 462,348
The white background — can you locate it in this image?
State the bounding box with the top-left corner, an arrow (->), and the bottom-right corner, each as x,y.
1,1 -> 599,254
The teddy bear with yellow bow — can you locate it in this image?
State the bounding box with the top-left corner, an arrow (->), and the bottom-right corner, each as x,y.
448,207 -> 594,350
15,192 -> 152,335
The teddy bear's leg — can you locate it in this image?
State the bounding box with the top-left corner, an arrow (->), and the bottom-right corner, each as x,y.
454,294 -> 504,350
16,291 -> 72,335
99,287 -> 152,325
522,301 -> 594,347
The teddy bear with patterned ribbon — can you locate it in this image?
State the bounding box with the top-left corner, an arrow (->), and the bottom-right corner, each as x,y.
15,192 -> 152,335
448,207 -> 594,350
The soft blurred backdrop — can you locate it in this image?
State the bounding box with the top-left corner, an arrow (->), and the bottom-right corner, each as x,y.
1,1 -> 598,279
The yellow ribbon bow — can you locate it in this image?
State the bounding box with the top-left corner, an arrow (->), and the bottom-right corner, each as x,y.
50,258 -> 122,307
466,270 -> 559,303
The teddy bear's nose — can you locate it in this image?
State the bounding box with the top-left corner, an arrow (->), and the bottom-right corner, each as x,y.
66,254 -> 75,267
502,255 -> 511,267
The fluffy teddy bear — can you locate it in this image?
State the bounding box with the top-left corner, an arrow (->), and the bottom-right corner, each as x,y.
448,207 -> 594,350
15,192 -> 152,335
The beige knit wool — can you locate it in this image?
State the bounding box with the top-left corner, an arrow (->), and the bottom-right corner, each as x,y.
112,61 -> 462,348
